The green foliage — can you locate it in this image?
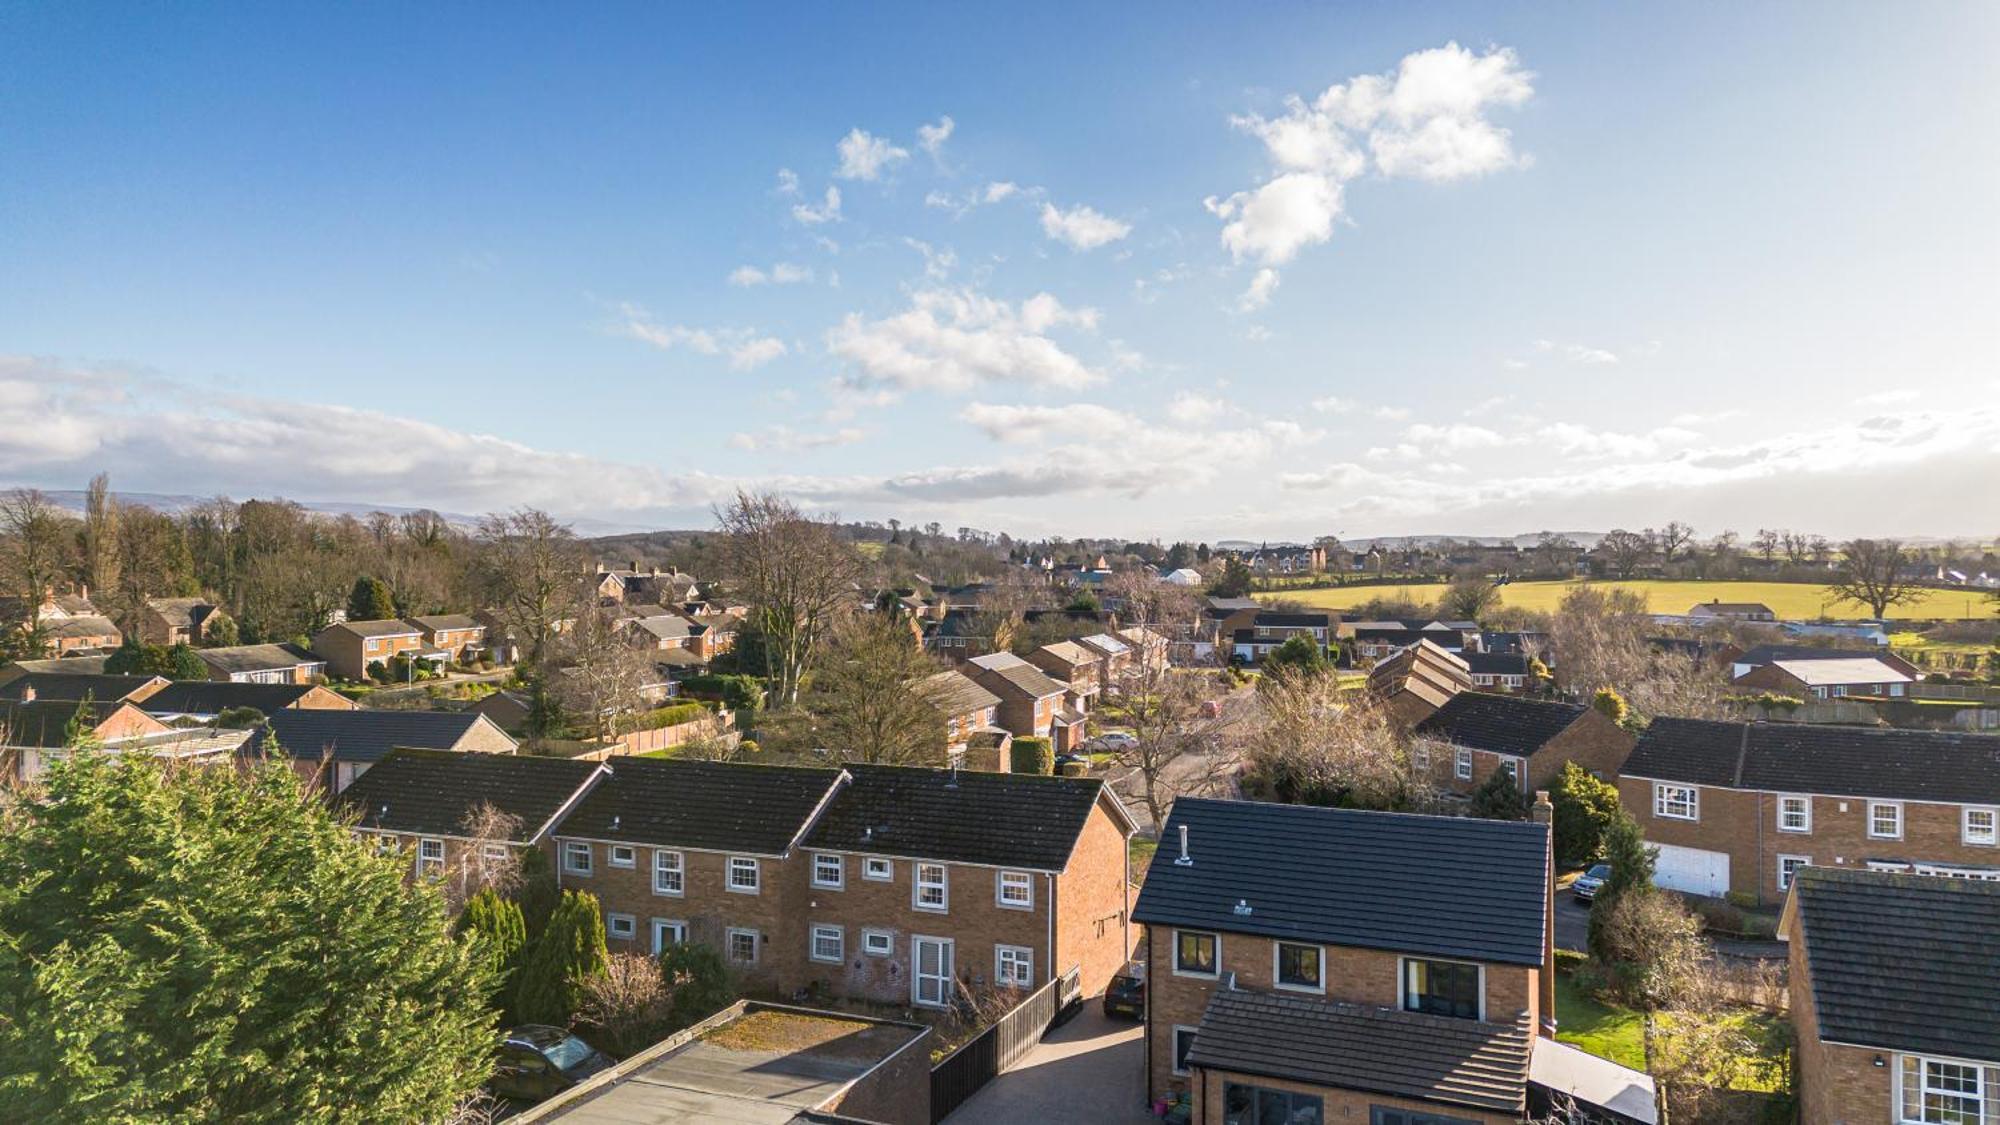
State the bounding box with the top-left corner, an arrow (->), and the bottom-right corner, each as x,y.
514,845 -> 561,938
346,575 -> 395,623
458,889 -> 529,1018
1466,769 -> 1531,820
1010,735 -> 1055,775
1591,687 -> 1629,727
167,643 -> 208,681
1260,634 -> 1330,679
0,753 -> 496,1121
613,701 -> 710,734
657,942 -> 735,1030
514,890 -> 608,1027
1550,761 -> 1623,869
1588,811 -> 1660,962
1208,558 -> 1253,598
681,674 -> 765,720
212,705 -> 265,730
523,676 -> 573,739
365,659 -> 389,684
202,613 -> 240,648
1065,590 -> 1100,612
106,637 -> 189,677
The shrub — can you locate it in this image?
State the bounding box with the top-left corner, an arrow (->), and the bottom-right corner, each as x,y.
366,660 -> 389,683
1467,770 -> 1530,820
514,890 -> 609,1027
577,953 -> 674,1057
457,888 -> 529,1017
167,643 -> 209,681
657,942 -> 735,1031
1059,760 -> 1088,778
615,702 -> 709,734
1549,761 -> 1621,869
1010,736 -> 1055,775
212,705 -> 265,730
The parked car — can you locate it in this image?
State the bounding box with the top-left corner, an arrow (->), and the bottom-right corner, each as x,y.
1054,752 -> 1089,769
1083,731 -> 1138,753
1571,863 -> 1612,903
488,1025 -> 613,1103
1102,972 -> 1146,1020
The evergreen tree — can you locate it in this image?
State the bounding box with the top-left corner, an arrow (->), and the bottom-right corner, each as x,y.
102,635 -> 148,675
457,888 -> 529,1018
346,575 -> 395,622
523,676 -> 572,739
514,845 -> 561,938
1208,557 -> 1252,598
203,613 -> 240,648
1466,769 -> 1532,820
514,890 -> 609,1027
1588,811 -> 1660,962
1549,761 -> 1623,870
167,643 -> 208,681
658,942 -> 735,1030
1260,634 -> 1331,679
0,752 -> 495,1121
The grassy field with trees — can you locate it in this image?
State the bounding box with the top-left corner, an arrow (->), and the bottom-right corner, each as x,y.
1259,578 -> 1998,620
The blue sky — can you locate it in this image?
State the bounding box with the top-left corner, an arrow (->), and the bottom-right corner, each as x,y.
3,3 -> 1995,539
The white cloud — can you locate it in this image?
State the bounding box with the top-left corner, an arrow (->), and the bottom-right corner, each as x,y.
1166,392 -> 1228,425
1373,405 -> 1412,421
1311,395 -> 1356,414
917,115 -> 955,157
729,425 -> 865,453
903,238 -> 958,280
1238,267 -> 1281,311
1859,389 -> 1919,406
1212,42 -> 1533,264
1402,422 -> 1510,452
775,168 -> 800,195
729,337 -> 788,371
835,128 -> 909,181
792,185 -> 842,225
958,402 -> 1137,442
728,262 -> 814,287
826,288 -> 1104,395
615,304 -> 784,370
984,181 -> 1020,203
1039,202 -> 1133,251
1566,344 -> 1618,365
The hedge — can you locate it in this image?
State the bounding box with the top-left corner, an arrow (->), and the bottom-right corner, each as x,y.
614,701 -> 714,734
1010,736 -> 1054,775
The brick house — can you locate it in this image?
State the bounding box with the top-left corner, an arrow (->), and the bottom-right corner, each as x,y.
1460,651 -> 1532,693
0,671 -> 171,705
2,698 -> 252,782
409,614 -> 487,663
1229,612 -> 1336,664
311,620 -> 424,681
1115,625 -> 1171,676
1411,692 -> 1634,800
1618,718 -> 2000,905
1365,638 -> 1471,729
959,653 -> 1071,749
138,597 -> 228,647
195,642 -> 327,684
1133,798 -> 1652,1123
1733,655 -> 1915,699
0,671 -> 352,721
338,748 -> 608,899
1027,640 -> 1103,713
248,707 -> 518,794
916,670 -> 1000,760
1075,632 -> 1134,691
546,759 -> 1137,1006
1781,867 -> 2000,1125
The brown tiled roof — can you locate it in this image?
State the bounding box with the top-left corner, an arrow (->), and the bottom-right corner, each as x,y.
920,671 -> 1000,717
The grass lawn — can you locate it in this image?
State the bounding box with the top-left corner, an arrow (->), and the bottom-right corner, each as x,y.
1554,971 -> 1646,1070
1259,579 -> 1997,621
1128,835 -> 1159,882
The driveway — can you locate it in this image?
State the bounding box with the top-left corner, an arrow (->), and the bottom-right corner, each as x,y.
944,1004 -> 1152,1124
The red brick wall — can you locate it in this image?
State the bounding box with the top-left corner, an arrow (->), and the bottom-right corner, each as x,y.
1055,798 -> 1134,997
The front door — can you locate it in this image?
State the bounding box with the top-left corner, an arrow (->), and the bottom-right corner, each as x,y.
913,936 -> 953,1007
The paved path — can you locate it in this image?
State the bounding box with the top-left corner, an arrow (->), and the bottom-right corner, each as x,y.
944,1004 -> 1153,1124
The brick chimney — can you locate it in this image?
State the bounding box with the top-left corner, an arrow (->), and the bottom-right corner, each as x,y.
1533,788 -> 1556,1037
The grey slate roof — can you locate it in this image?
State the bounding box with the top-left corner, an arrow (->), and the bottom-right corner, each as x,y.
1135,797 -> 1550,966
328,619 -> 420,638
919,671 -> 1000,717
1792,867 -> 2000,1061
411,614 -> 481,632
0,672 -> 164,703
804,764 -> 1114,871
1459,651 -> 1530,677
197,642 -> 324,675
1413,692 -> 1590,756
1623,718 -> 2000,803
1187,989 -> 1531,1114
252,708 -> 501,764
0,699 -> 144,747
337,749 -> 605,842
140,680 -> 332,716
555,758 -> 844,855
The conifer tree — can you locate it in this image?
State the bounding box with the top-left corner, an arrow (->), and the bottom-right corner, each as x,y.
514,890 -> 609,1026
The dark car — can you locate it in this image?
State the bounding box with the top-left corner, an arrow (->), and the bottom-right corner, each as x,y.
1102,972 -> 1146,1020
488,1025 -> 614,1103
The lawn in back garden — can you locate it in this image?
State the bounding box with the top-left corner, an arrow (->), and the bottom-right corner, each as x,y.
1257,579 -> 1998,621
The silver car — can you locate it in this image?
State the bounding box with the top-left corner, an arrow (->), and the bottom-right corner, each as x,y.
1572,863 -> 1612,902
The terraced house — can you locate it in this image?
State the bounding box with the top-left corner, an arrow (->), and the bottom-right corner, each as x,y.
1619,719 -> 2000,904
1133,797 -> 1655,1124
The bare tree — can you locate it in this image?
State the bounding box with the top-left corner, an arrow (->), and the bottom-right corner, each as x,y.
576,953 -> 674,1057
1751,528 -> 1780,563
767,611 -> 947,764
1112,660 -> 1239,830
1829,538 -> 1922,618
1533,532 -> 1581,577
1545,586 -> 1729,720
547,605 -> 652,739
715,491 -> 864,707
1655,521 -> 1696,563
79,472 -> 120,608
1104,567 -> 1202,633
0,489 -> 75,656
1243,679 -> 1432,812
1439,574 -> 1500,622
474,508 -> 587,668
1596,529 -> 1652,578
449,802 -> 524,907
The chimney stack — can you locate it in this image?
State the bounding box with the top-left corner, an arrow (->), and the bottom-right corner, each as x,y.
20,685 -> 34,703
1532,789 -> 1554,825
630,559 -> 641,574
1173,823 -> 1194,866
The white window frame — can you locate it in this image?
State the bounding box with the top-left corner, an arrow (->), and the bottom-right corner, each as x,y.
914,862 -> 948,912
1412,744 -> 1430,770
1499,756 -> 1522,789
725,927 -> 759,965
562,840 -> 593,876
1273,940 -> 1325,995
1454,747 -> 1473,781
1777,794 -> 1811,834
372,833 -> 398,857
1777,855 -> 1811,891
1172,928 -> 1220,979
810,924 -> 844,964
863,856 -> 893,881
995,944 -> 1034,988
652,849 -> 684,896
1868,800 -> 1904,841
861,928 -> 894,957
812,853 -> 844,890
1171,1025 -> 1199,1077
1964,807 -> 1998,847
1897,1052 -> 1997,1124
996,870 -> 1034,910
609,845 -> 636,869
417,837 -> 445,878
650,918 -> 686,954
727,855 -> 761,894
1654,783 -> 1699,821
605,912 -> 636,941
480,842 -> 509,873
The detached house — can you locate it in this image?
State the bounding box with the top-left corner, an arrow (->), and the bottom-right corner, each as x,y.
1133,797 -> 1648,1123
1733,655 -> 1915,699
1460,651 -> 1532,693
1782,868 -> 2000,1125
960,653 -> 1073,750
1076,631 -> 1134,690
410,614 -> 486,663
916,670 -> 1000,761
249,707 -> 518,793
1229,611 -> 1335,665
1688,600 -> 1777,623
1028,640 -> 1103,713
138,597 -> 228,647
2,698 -> 252,782
311,619 -> 425,681
195,642 -> 327,684
1412,693 -> 1634,800
1619,719 -> 2000,904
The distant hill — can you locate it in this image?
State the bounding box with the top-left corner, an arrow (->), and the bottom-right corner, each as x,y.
31,490 -> 649,536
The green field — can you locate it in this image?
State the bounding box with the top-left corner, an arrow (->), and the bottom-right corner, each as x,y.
1257,579 -> 1997,621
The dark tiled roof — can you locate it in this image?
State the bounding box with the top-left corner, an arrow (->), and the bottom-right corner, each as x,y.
140,681 -> 330,715
1691,602 -> 1773,614
1413,692 -> 1590,756
1738,643 -> 1885,666
252,709 -> 499,764
1188,989 -> 1530,1114
0,672 -> 163,703
1459,652 -> 1530,676
1792,868 -> 2000,1061
1351,627 -> 1431,643
805,764 -> 1114,871
1252,612 -> 1334,627
198,643 -> 324,675
556,758 -> 844,855
336,749 -> 604,842
327,619 -> 420,638
1623,718 -> 2000,803
0,699 -> 135,747
411,614 -> 481,632
1135,798 -> 1549,966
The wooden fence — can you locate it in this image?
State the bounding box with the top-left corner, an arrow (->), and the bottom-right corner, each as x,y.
928,966 -> 1080,1122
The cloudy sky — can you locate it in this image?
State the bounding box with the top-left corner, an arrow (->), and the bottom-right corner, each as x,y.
3,4 -> 1996,539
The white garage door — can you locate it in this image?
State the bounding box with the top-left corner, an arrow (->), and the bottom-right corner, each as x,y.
1653,843 -> 1730,898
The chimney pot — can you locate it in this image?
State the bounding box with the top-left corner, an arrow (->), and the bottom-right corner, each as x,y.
1173,824 -> 1193,866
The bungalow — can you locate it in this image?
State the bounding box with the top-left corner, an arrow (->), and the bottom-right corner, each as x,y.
1688,600 -> 1777,623
135,680 -> 355,721
196,642 -> 327,684
1412,692 -> 1634,799
2,698 -> 252,782
0,671 -> 170,705
1782,868 -> 2000,1125
247,707 -> 518,793
1734,656 -> 1915,700
311,620 -> 426,681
